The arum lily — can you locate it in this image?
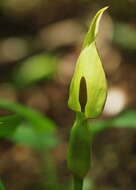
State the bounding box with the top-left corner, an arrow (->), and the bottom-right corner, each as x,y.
67,7 -> 108,190
68,7 -> 108,119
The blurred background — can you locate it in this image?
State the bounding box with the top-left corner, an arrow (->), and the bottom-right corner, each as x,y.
0,0 -> 136,190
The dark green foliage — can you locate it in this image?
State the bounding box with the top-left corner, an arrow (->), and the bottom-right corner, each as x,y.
0,114 -> 21,137
0,180 -> 5,190
90,110 -> 136,137
0,99 -> 58,149
14,53 -> 58,88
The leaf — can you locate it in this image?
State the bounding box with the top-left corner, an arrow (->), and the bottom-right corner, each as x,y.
113,22 -> 136,51
14,53 -> 58,88
90,110 -> 136,137
0,180 -> 5,190
90,120 -> 110,136
82,6 -> 108,49
0,99 -> 56,133
112,110 -> 136,128
11,122 -> 58,149
0,114 -> 21,137
0,99 -> 58,149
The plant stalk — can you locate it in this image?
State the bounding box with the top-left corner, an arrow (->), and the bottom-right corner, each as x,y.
68,113 -> 92,190
72,175 -> 83,190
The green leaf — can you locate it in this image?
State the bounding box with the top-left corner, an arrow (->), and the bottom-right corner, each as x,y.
0,99 -> 58,149
14,53 -> 58,88
0,180 -> 5,190
113,22 -> 136,51
111,110 -> 136,128
0,114 -> 21,137
90,110 -> 136,136
0,99 -> 56,133
90,120 -> 110,136
11,122 -> 58,149
82,7 -> 108,49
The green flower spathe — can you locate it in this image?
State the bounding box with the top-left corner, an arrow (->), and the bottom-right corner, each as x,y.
68,7 -> 108,119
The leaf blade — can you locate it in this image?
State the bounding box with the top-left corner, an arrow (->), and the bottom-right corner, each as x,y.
0,99 -> 56,133
0,114 -> 21,137
0,99 -> 58,149
90,110 -> 136,137
0,180 -> 5,190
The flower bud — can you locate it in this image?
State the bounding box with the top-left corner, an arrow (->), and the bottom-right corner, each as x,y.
68,7 -> 108,119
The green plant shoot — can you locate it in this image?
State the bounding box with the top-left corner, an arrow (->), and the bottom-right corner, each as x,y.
67,7 -> 108,190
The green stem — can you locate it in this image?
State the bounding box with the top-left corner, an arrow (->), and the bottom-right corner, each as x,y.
68,113 -> 92,190
73,175 -> 83,190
